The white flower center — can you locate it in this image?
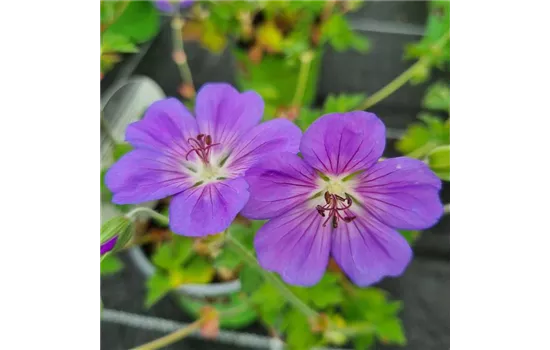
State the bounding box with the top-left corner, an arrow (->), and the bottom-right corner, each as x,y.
187,159 -> 228,185
317,174 -> 357,198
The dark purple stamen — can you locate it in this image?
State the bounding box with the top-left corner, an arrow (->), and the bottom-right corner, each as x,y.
316,192 -> 356,228
185,134 -> 219,163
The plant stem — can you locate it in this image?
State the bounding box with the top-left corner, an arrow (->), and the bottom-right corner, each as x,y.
100,113 -> 118,146
444,203 -> 450,214
132,318 -> 203,350
125,207 -> 169,226
292,51 -> 314,108
357,31 -> 450,111
358,60 -> 425,111
171,12 -> 195,89
225,233 -> 317,318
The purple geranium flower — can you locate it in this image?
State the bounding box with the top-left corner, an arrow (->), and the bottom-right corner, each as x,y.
242,112 -> 444,287
105,83 -> 301,237
154,0 -> 193,13
101,236 -> 118,255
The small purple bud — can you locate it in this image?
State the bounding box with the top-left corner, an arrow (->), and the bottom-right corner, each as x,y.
101,236 -> 118,255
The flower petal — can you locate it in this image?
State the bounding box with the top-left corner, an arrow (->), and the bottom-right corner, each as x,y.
226,119 -> 302,175
169,177 -> 250,237
255,208 -> 332,286
105,150 -> 191,204
125,98 -> 199,157
241,152 -> 318,220
195,83 -> 264,150
354,157 -> 443,230
300,111 -> 386,175
332,216 -> 412,286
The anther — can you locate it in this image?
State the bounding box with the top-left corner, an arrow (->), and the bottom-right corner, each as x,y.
317,192 -> 357,228
185,134 -> 219,163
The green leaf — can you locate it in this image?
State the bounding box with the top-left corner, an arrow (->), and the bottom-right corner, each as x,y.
295,107 -> 322,131
320,13 -> 369,53
375,318 -> 406,345
233,47 -> 321,107
324,329 -> 348,346
100,216 -> 130,246
351,33 -> 371,53
112,143 -> 133,161
342,288 -> 399,322
182,256 -> 215,284
395,124 -> 431,155
297,273 -> 343,309
323,93 -> 366,114
399,230 -> 421,245
101,254 -> 124,275
424,82 -> 450,112
342,287 -> 406,346
257,21 -> 284,52
205,1 -> 245,35
105,1 -> 160,44
101,1 -> 130,24
404,1 -> 449,66
101,32 -> 139,54
214,248 -> 242,270
239,265 -> 263,294
321,14 -> 356,52
152,236 -> 194,270
100,1 -> 117,23
227,222 -> 255,251
282,32 -> 310,62
396,114 -> 449,157
282,309 -> 318,350
145,272 -> 172,308
427,145 -> 450,181
353,334 -> 375,350
200,20 -> 228,53
251,283 -> 286,326
101,168 -> 112,203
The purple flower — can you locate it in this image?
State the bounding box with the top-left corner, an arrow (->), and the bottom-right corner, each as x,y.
101,236 -> 118,255
105,83 -> 301,237
242,112 -> 444,287
154,0 -> 193,13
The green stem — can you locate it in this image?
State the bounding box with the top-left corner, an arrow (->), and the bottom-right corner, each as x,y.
171,12 -> 195,88
291,51 -> 314,108
132,318 -> 203,350
225,233 -> 317,318
125,207 -> 169,226
357,31 -> 450,111
131,304 -> 250,350
444,203 -> 450,214
100,113 -> 118,146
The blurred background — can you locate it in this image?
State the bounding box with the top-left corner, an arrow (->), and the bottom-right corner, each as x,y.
100,1 -> 449,349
